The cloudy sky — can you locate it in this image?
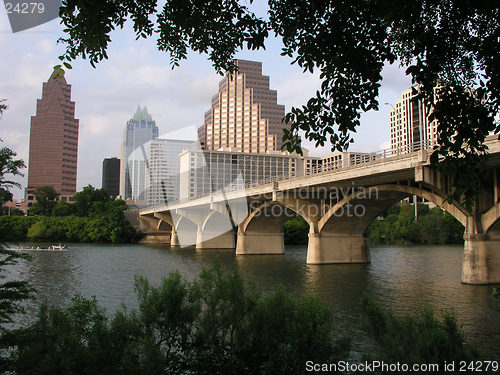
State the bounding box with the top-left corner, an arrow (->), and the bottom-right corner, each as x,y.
0,5 -> 412,201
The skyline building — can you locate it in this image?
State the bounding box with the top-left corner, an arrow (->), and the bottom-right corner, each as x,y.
26,69 -> 79,204
146,138 -> 196,205
102,157 -> 120,199
389,86 -> 437,154
179,149 -> 304,201
120,106 -> 158,201
179,148 -> 379,202
198,59 -> 287,153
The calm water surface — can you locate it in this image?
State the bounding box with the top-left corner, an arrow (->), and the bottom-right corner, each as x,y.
12,243 -> 500,359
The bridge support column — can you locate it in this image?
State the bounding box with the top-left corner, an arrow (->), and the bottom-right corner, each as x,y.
235,232 -> 284,255
170,229 -> 180,247
462,234 -> 500,284
139,231 -> 171,244
196,230 -> 235,249
306,233 -> 370,264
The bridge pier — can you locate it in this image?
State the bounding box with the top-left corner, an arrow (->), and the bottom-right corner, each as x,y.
306,233 -> 370,264
462,234 -> 500,284
235,231 -> 285,255
196,230 -> 235,249
139,231 -> 171,244
170,229 -> 180,247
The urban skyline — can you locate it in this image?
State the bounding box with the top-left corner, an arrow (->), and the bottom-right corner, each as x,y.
0,11 -> 412,201
18,72 -> 426,206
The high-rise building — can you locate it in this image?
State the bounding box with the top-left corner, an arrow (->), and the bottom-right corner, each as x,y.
198,59 -> 287,153
179,149 -> 304,201
146,138 -> 196,205
102,157 -> 120,198
26,69 -> 79,203
120,106 -> 158,201
389,86 -> 437,154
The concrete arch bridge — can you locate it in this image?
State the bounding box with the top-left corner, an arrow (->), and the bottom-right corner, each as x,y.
140,136 -> 500,284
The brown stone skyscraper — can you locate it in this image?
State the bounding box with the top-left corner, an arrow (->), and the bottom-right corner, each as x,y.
198,60 -> 287,153
27,70 -> 79,202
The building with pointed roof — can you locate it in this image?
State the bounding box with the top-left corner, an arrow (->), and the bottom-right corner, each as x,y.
120,105 -> 159,201
26,69 -> 79,204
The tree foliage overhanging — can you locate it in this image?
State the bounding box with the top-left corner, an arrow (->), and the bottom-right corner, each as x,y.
0,101 -> 34,371
57,0 -> 500,208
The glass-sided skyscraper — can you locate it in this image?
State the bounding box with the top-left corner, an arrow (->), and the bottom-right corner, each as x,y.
120,106 -> 158,201
146,138 -> 196,205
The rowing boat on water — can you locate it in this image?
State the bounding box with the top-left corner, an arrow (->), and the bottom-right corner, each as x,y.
9,245 -> 68,252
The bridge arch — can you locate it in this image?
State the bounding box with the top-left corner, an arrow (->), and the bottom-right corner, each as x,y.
241,200 -> 313,234
156,219 -> 173,231
318,184 -> 470,235
482,202 -> 500,234
196,210 -> 235,249
171,215 -> 198,248
236,199 -> 317,255
307,184 -> 472,265
201,210 -> 233,233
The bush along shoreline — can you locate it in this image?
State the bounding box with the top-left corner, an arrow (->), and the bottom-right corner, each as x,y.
0,186 -> 142,244
0,207 -> 141,244
367,203 -> 464,245
6,262 -> 492,375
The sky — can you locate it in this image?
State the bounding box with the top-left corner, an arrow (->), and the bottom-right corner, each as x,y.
0,4 -> 412,201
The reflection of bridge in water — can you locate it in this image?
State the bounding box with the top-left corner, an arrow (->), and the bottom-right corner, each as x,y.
140,136 -> 500,284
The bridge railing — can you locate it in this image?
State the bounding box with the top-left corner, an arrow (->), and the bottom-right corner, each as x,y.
143,139 -> 437,211
243,139 -> 437,184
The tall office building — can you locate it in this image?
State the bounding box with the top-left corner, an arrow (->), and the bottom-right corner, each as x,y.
26,69 -> 79,203
179,149 -> 304,201
389,86 -> 437,154
102,157 -> 120,198
146,138 -> 196,205
198,59 -> 287,153
120,106 -> 158,201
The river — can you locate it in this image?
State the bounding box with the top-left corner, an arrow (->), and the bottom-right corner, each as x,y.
10,243 -> 500,359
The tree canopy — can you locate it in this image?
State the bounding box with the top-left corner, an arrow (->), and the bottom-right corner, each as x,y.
0,100 -> 25,207
0,99 -> 7,119
0,101 -> 33,370
73,184 -> 110,217
56,0 -> 500,207
30,186 -> 59,216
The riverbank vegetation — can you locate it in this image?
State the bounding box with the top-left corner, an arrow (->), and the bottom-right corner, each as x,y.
3,262 -> 490,374
0,205 -> 141,244
283,202 -> 465,246
11,262 -> 350,374
0,185 -> 141,244
368,203 -> 465,245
